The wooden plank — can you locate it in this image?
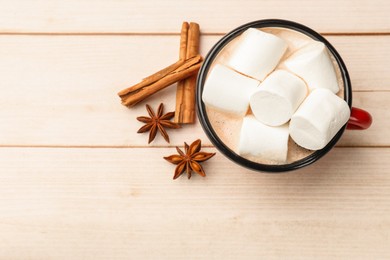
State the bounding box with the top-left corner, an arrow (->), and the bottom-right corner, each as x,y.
0,35 -> 386,147
331,36 -> 390,92
1,35 -> 388,92
0,0 -> 389,33
0,147 -> 389,259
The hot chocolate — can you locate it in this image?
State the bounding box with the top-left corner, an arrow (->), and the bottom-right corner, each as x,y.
204,27 -> 345,165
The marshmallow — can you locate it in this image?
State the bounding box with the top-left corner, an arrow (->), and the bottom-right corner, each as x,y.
250,70 -> 307,126
202,64 -> 260,116
284,41 -> 339,93
289,88 -> 350,150
238,115 -> 289,163
226,28 -> 288,81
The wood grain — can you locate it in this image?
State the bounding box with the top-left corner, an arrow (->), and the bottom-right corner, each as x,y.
0,0 -> 389,34
0,147 -> 389,259
0,1 -> 389,258
0,35 -> 387,147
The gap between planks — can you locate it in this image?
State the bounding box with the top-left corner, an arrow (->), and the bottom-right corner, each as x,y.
0,32 -> 390,36
0,145 -> 388,149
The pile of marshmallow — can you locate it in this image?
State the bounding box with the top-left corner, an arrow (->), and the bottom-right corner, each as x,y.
202,28 -> 350,163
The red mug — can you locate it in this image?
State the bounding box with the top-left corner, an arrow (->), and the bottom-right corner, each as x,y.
196,19 -> 372,172
347,107 -> 372,130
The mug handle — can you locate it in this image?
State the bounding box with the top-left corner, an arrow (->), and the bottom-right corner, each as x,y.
347,107 -> 372,130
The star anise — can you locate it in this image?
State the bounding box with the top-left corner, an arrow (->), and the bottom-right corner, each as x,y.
137,103 -> 181,144
164,139 -> 216,180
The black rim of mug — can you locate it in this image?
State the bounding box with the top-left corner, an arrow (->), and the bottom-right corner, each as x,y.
196,19 -> 352,172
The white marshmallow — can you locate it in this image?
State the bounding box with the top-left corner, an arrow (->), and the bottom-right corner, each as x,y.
238,115 -> 289,163
250,70 -> 307,126
284,41 -> 339,93
202,64 -> 260,116
226,28 -> 288,81
289,88 -> 350,150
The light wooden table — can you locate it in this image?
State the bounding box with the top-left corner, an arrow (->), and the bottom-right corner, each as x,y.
0,1 -> 389,259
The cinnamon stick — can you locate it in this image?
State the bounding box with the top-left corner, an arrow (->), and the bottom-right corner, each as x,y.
118,55 -> 202,107
174,22 -> 200,124
179,22 -> 189,61
175,22 -> 189,123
